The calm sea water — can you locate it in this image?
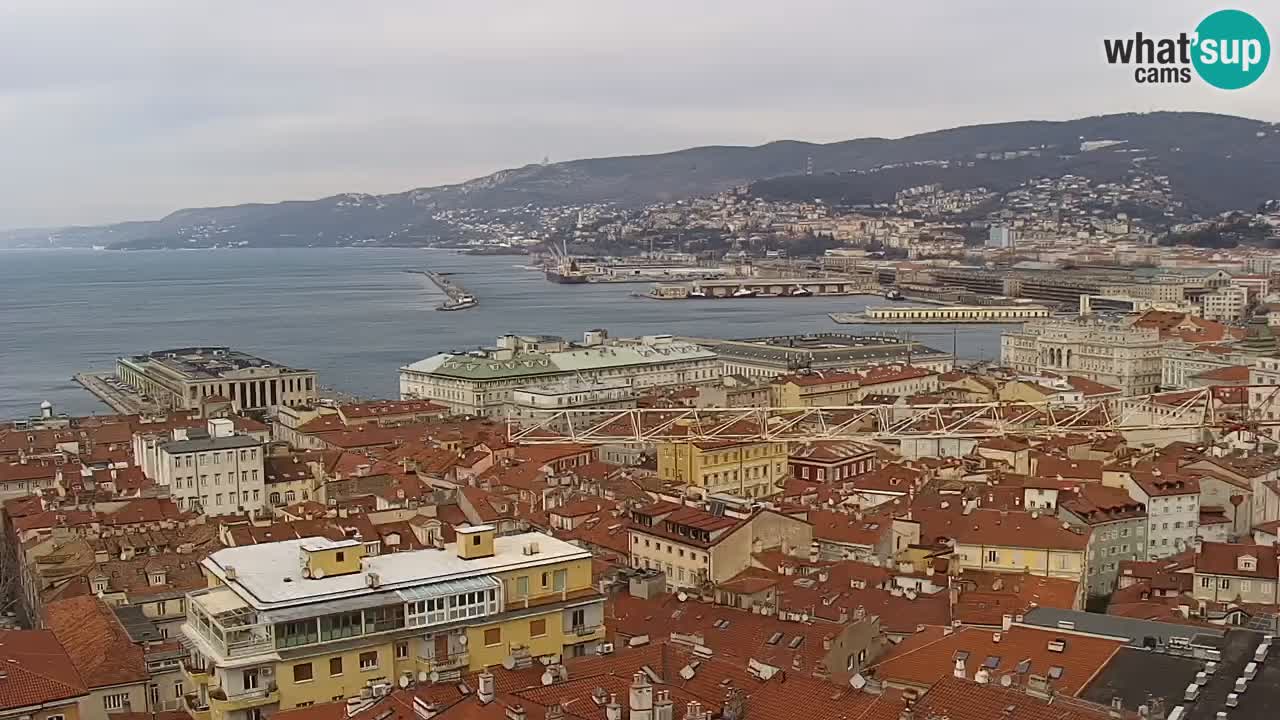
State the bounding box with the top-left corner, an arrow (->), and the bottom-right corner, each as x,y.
0,248 -> 1007,419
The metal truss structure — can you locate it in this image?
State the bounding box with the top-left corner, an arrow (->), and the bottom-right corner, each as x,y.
509,385 -> 1280,445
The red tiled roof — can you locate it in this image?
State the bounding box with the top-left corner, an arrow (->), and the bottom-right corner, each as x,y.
869,624 -> 1124,694
913,507 -> 1090,551
43,596 -> 148,688
1194,542 -> 1280,579
0,629 -> 87,710
913,675 -> 1121,720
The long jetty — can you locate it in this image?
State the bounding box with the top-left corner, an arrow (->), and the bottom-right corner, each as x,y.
408,270 -> 477,310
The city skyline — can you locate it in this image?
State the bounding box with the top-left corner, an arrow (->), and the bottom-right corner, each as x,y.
3,0 -> 1278,228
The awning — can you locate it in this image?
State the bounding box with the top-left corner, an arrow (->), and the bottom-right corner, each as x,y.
397,575 -> 500,603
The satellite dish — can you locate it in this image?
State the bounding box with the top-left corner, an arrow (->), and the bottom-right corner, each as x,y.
313,567 -> 326,579
850,674 -> 867,690
541,670 -> 555,686
677,592 -> 689,602
502,655 -> 516,670
417,671 -> 428,683
458,635 -> 468,646
399,675 -> 410,689
1000,674 -> 1014,688
429,671 -> 440,683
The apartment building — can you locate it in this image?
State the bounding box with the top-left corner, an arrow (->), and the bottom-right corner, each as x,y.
789,440 -> 879,483
1113,470 -> 1199,559
400,332 -> 719,416
1057,485 -> 1147,597
1000,319 -> 1162,396
145,419 -> 266,516
655,435 -> 788,499
1202,285 -> 1248,323
626,503 -> 812,590
1190,542 -> 1280,612
116,347 -> 317,413
181,527 -> 604,720
912,508 -> 1090,592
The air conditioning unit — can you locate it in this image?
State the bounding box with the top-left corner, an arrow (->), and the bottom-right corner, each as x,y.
597,642 -> 615,655
261,667 -> 273,677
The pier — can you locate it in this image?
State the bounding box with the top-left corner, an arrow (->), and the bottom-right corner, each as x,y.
74,372 -> 162,414
410,270 -> 477,311
645,277 -> 876,299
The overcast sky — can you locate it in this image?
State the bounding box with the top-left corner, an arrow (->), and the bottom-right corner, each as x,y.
2,0 -> 1277,228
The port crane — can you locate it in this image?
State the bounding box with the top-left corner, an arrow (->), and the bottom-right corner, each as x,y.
509,385 -> 1280,444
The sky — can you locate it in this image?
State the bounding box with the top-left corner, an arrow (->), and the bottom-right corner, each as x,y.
2,0 -> 1278,229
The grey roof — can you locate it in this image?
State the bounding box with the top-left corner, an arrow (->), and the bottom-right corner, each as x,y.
1021,608 -> 1225,648
161,434 -> 262,454
113,604 -> 164,644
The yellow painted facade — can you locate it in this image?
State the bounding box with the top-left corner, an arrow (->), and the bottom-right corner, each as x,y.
951,542 -> 1086,583
657,440 -> 788,498
769,377 -> 859,407
183,530 -> 605,720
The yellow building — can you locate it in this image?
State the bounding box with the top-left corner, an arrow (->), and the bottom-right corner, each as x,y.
907,508 -> 1089,599
656,437 -> 788,499
180,527 -> 603,720
769,371 -> 861,407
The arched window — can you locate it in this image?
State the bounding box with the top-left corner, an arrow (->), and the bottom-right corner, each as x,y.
269,492 -> 281,505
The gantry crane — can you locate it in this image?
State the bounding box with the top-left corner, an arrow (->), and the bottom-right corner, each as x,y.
509,385 -> 1280,444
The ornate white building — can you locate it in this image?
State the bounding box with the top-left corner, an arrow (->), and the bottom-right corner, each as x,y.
1001,319 -> 1162,396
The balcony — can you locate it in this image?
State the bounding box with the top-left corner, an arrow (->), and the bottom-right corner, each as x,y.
415,651 -> 470,674
186,588 -> 275,660
184,694 -> 211,720
572,624 -> 603,638
182,661 -> 210,686
208,686 -> 280,714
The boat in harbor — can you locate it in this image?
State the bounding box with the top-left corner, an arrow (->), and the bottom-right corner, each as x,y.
546,258 -> 591,284
731,286 -> 758,298
438,294 -> 478,311
688,286 -> 709,299
787,285 -> 812,297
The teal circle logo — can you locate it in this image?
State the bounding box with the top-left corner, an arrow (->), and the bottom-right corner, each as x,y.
1192,9 -> 1270,89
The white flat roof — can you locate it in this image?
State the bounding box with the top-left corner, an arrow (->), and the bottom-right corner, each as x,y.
456,524 -> 495,534
204,531 -> 589,609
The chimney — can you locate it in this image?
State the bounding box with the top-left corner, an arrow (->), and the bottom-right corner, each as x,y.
1002,614 -> 1013,631
654,690 -> 674,720
505,706 -> 526,720
606,695 -> 623,720
477,670 -> 495,704
954,658 -> 966,679
684,702 -> 706,720
630,672 -> 654,720
546,705 -> 565,720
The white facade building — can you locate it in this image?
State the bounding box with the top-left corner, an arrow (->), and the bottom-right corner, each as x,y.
149,419 -> 266,516
1201,285 -> 1248,323
1001,319 -> 1162,396
1121,473 -> 1199,559
400,331 -> 720,417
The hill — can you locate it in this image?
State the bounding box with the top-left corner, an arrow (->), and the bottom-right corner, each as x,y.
6,112 -> 1277,249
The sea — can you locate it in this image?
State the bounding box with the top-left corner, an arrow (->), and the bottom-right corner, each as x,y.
0,248 -> 1009,420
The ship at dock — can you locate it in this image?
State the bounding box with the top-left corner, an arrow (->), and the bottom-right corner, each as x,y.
546,257 -> 591,284
438,294 -> 478,311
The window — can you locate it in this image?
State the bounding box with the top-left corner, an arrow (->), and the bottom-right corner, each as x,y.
320,611 -> 362,641
104,693 -> 130,710
986,550 -> 999,563
395,642 -> 409,660
277,619 -> 318,648
243,669 -> 259,690
1241,580 -> 1253,593
553,569 -> 567,592
484,627 -> 502,646
293,663 -> 313,683
1220,578 -> 1231,590
330,657 -> 343,676
1047,666 -> 1064,680
516,576 -> 529,597
149,685 -> 160,708
365,604 -> 405,632
359,651 -> 378,670
174,680 -> 184,699
407,597 -> 448,627
530,618 -> 547,637
472,535 -> 482,546
335,552 -> 345,563
541,572 -> 549,587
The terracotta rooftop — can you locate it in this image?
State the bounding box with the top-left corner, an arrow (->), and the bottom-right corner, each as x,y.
0,629 -> 87,710
869,624 -> 1124,694
42,596 -> 148,689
